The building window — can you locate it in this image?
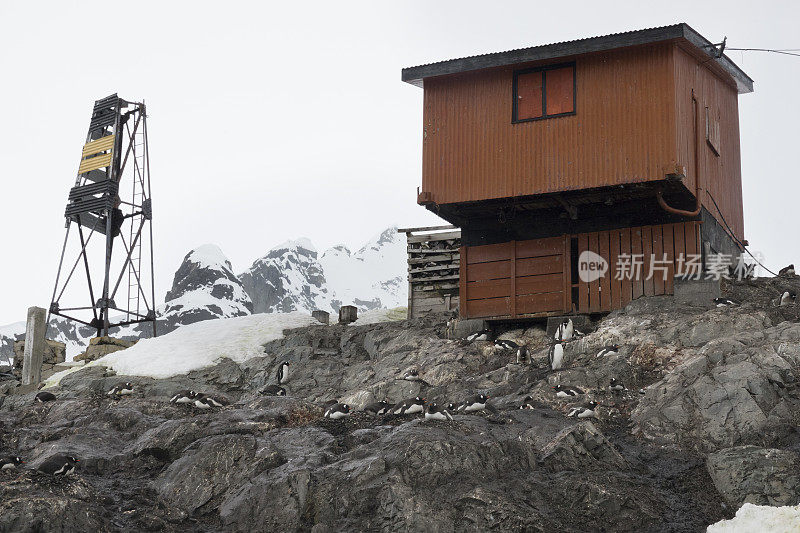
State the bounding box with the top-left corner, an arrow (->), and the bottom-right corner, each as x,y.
513,63 -> 576,123
705,106 -> 721,156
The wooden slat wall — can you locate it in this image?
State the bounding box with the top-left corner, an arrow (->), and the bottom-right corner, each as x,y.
461,236 -> 567,319
575,221 -> 700,313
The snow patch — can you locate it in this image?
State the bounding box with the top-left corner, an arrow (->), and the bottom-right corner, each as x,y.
351,307 -> 407,326
271,238 -> 316,254
187,244 -> 231,270
707,503 -> 800,533
45,312 -> 315,384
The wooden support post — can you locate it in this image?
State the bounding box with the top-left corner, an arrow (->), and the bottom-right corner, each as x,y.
22,306 -> 47,386
338,305 -> 358,324
312,310 -> 330,325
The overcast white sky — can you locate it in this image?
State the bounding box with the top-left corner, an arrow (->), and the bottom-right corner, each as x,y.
1,1 -> 798,324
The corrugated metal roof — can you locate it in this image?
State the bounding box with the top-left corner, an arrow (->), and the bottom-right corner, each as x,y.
402,23 -> 753,94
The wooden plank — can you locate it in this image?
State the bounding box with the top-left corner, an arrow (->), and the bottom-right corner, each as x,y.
78,152 -> 113,174
407,248 -> 460,255
397,224 -> 457,233
467,278 -> 512,300
410,275 -> 460,283
515,236 -> 565,259
516,255 -> 563,277
578,233 -> 589,312
516,291 -> 564,314
459,246 -> 467,317
588,232 -> 601,312
466,297 -> 511,318
515,273 -> 563,295
685,221 -> 699,256
408,264 -> 459,274
510,241 -> 517,318
642,226 -> 655,297
631,227 -> 644,300
609,230 -> 622,310
408,253 -> 458,264
562,235 -> 571,313
663,223 -> 675,295
414,282 -> 459,291
407,231 -> 462,243
598,231 -> 612,312
467,242 -> 514,264
466,260 -> 511,282
619,228 -> 633,307
673,222 -> 686,277
652,225 -> 665,295
81,134 -> 115,157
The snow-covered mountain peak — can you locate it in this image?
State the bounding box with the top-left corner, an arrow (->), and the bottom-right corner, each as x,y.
269,238 -> 317,255
186,244 -> 234,272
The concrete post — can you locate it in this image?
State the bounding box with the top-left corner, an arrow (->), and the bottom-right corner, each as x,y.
338,305 -> 358,324
312,310 -> 330,325
22,306 -> 47,386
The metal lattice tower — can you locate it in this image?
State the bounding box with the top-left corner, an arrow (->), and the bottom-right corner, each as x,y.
49,94 -> 156,338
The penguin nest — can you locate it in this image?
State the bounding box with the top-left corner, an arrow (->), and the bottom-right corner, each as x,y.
287,405 -> 320,427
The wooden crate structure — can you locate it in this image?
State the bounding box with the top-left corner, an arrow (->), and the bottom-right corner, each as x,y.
460,221 -> 700,319
401,226 -> 461,318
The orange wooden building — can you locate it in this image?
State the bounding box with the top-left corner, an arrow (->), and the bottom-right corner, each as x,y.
402,24 -> 753,319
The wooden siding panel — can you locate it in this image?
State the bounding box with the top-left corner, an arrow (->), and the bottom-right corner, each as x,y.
516,255 -> 563,277
673,45 -> 744,242
468,278 -> 512,300
578,234 -> 589,312
598,231 -> 612,311
467,261 -> 511,282
630,227 -> 644,299
516,273 -> 563,295
652,225 -> 665,295
517,292 -> 564,314
609,230 -> 622,310
588,233 -> 601,312
642,226 -> 655,297
516,237 -> 564,258
663,224 -> 675,294
421,43 -> 677,204
619,228 -> 633,306
466,297 -> 511,318
467,242 -> 513,264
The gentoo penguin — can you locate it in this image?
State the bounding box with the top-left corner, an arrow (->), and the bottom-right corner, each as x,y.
107,382 -> 134,396
494,339 -> 519,351
458,393 -> 489,413
465,330 -> 491,343
553,385 -> 584,398
778,264 -> 796,276
713,297 -> 738,307
549,343 -> 565,371
554,319 -> 574,342
260,385 -> 286,396
567,400 -> 599,419
519,395 -> 535,409
194,395 -> 229,409
779,290 -> 797,307
403,369 -> 421,381
424,402 -> 454,421
1,456 -> 24,470
391,396 -> 426,415
363,399 -> 391,415
34,391 -> 57,403
170,390 -> 200,404
516,345 -> 529,364
276,361 -> 290,384
609,378 -> 626,393
596,345 -> 620,358
446,402 -> 458,412
37,455 -> 79,476
324,402 -> 350,419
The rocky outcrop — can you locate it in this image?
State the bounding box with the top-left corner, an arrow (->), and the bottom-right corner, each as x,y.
74,336 -> 136,362
707,446 -> 800,507
12,339 -> 66,370
0,275 -> 797,531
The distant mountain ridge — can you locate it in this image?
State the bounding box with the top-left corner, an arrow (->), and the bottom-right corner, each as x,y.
0,227 -> 407,362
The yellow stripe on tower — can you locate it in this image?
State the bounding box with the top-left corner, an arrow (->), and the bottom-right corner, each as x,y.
81,134 -> 115,157
78,152 -> 113,174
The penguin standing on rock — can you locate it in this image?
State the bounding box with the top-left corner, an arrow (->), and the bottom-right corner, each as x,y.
107,382 -> 134,396
464,330 -> 491,343
1,457 -> 24,471
553,385 -> 584,398
276,361 -> 290,384
554,319 -> 574,341
778,264 -> 796,276
609,378 -> 626,393
392,397 -> 426,415
549,343 -> 565,371
519,396 -> 535,410
458,393 -> 489,413
37,455 -> 79,476
260,385 -> 286,396
424,402 -> 454,421
713,298 -> 738,307
567,401 -> 599,419
779,290 -> 797,307
363,399 -> 391,415
34,391 -> 57,403
494,339 -> 519,351
403,369 -> 421,381
516,345 -> 529,364
324,403 -> 350,419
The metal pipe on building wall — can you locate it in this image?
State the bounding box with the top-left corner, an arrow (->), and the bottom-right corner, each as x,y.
657,91 -> 702,218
